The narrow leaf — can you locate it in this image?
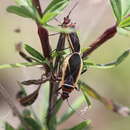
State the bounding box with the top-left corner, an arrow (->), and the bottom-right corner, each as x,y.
58,96 -> 85,124
24,44 -> 45,61
7,5 -> 35,19
80,86 -> 91,108
78,81 -> 106,105
78,80 -> 130,116
121,0 -> 130,18
117,27 -> 130,36
110,0 -> 122,23
67,120 -> 91,130
5,122 -> 15,130
41,12 -> 58,24
12,0 -> 30,6
44,24 -> 75,33
119,16 -> 130,28
23,117 -> 42,130
18,128 -> 25,130
22,109 -> 31,117
18,87 -> 40,106
84,49 -> 130,69
41,0 -> 69,24
47,115 -> 57,130
55,98 -> 63,114
0,62 -> 40,69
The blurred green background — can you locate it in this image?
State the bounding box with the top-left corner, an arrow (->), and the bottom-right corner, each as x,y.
0,0 -> 130,130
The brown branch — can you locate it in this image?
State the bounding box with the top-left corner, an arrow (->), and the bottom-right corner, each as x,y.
82,24 -> 117,58
32,1 -> 57,129
32,0 -> 42,17
21,77 -> 50,85
32,0 -> 52,60
38,26 -> 52,59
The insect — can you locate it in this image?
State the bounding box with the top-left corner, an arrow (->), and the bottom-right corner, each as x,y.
54,2 -> 80,73
59,52 -> 83,100
53,3 -> 82,100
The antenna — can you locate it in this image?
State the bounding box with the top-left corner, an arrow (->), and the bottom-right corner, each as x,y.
66,98 -> 86,121
67,1 -> 79,18
54,2 -> 79,24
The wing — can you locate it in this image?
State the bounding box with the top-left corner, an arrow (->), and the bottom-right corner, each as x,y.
61,53 -> 82,87
68,53 -> 82,83
69,32 -> 80,53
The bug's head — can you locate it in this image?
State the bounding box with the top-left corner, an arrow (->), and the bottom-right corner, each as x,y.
63,16 -> 71,25
61,92 -> 69,100
63,2 -> 78,25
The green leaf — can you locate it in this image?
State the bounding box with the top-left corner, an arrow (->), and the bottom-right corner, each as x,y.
51,49 -> 70,58
47,115 -> 57,130
80,87 -> 91,108
55,98 -> 63,114
67,120 -> 91,130
39,83 -> 49,125
58,96 -> 85,124
119,16 -> 130,28
41,0 -> 69,24
44,24 -> 75,33
0,62 -> 40,69
12,0 -> 31,6
5,122 -> 15,130
78,80 -> 114,110
117,27 -> 130,36
121,0 -> 130,18
110,0 -> 122,23
7,1 -> 41,22
22,109 -> 31,117
84,49 -> 130,69
24,44 -> 45,62
125,26 -> 130,31
23,117 -> 42,130
18,128 -> 25,130
41,12 -> 58,24
7,5 -> 35,19
78,81 -> 130,116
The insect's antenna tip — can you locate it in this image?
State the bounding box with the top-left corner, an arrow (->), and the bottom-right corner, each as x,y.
66,98 -> 87,121
66,98 -> 76,112
67,1 -> 79,18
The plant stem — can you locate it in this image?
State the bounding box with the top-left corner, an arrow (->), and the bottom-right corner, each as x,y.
33,0 -> 52,61
82,24 -> 117,58
32,0 -> 58,129
32,0 -> 42,17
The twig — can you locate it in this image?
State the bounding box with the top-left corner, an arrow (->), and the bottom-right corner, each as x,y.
32,0 -> 42,17
32,1 -> 58,129
21,77 -> 50,85
33,0 -> 52,60
82,24 -> 117,58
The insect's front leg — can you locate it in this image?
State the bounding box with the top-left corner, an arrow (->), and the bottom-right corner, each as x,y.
74,85 -> 80,91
